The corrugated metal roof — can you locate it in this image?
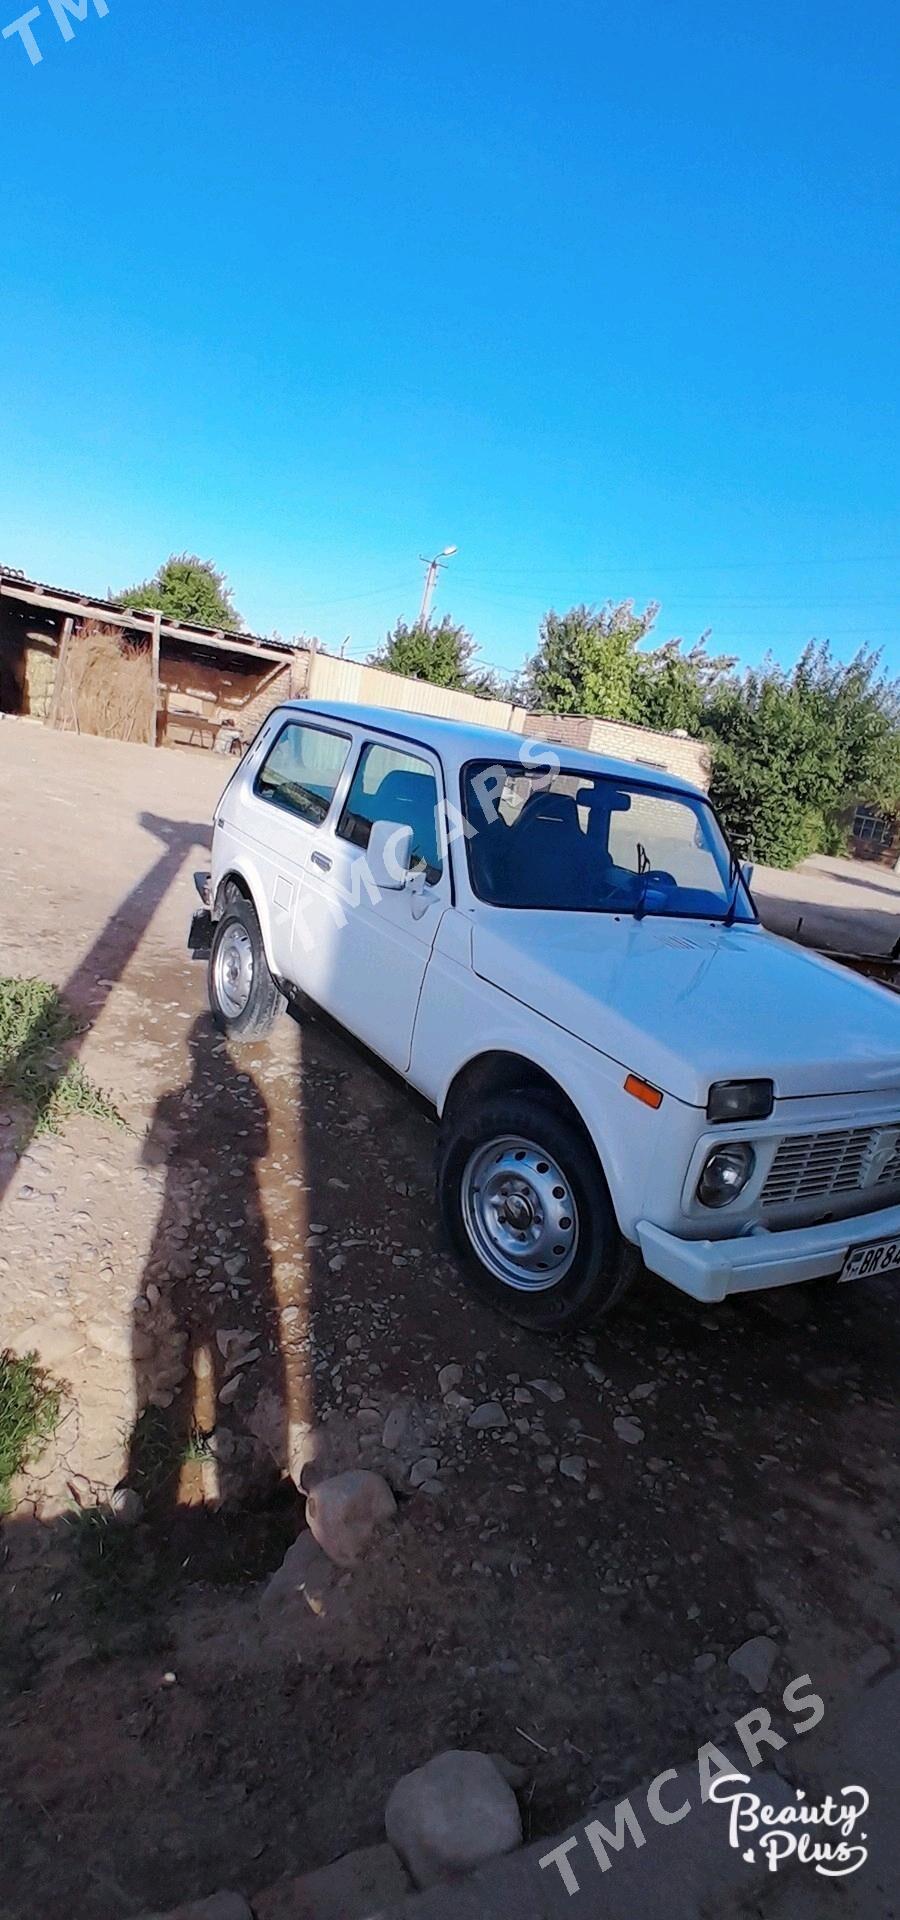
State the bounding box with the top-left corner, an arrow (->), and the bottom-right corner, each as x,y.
0,566 -> 298,661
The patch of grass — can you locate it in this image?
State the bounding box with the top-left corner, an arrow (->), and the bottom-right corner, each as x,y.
68,1505 -> 163,1632
0,976 -> 123,1137
0,1351 -> 62,1513
182,1426 -> 212,1465
127,1404 -> 184,1502
69,1409 -> 184,1633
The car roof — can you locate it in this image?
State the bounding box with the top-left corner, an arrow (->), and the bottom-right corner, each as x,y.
277,699 -> 705,798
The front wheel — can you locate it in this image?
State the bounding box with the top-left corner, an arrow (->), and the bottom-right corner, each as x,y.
208,897 -> 284,1040
438,1092 -> 632,1332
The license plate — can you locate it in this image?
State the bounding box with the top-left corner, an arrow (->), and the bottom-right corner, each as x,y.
840,1237 -> 900,1282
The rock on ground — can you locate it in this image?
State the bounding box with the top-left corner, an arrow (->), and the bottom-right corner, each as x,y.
288,1423 -> 322,1491
139,1895 -> 251,1920
409,1456 -> 440,1489
305,1470 -> 397,1567
613,1417 -> 644,1445
466,1403 -> 508,1431
110,1486 -> 144,1527
727,1634 -> 778,1692
260,1532 -> 337,1618
559,1455 -> 587,1484
252,1844 -> 410,1920
385,1749 -> 523,1889
382,1407 -> 409,1450
529,1379 -> 565,1403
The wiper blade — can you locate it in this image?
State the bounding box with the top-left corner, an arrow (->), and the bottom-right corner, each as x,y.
633,842 -> 651,920
723,852 -> 742,927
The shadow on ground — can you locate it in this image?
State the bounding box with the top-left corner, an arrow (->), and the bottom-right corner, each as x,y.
0,859 -> 898,1919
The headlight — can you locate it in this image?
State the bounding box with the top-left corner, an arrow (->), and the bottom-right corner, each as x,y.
707,1079 -> 773,1123
697,1142 -> 756,1208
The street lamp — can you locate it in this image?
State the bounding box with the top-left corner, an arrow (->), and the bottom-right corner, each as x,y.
418,546 -> 458,625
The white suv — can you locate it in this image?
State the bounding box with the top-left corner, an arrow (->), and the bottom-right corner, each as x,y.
192,699 -> 900,1332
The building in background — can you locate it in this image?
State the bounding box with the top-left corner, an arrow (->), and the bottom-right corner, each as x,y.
514,709 -> 710,793
843,801 -> 899,867
0,565 -> 304,749
0,563 -> 710,790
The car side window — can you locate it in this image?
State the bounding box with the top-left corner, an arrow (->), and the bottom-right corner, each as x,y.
337,742 -> 444,886
254,721 -> 350,828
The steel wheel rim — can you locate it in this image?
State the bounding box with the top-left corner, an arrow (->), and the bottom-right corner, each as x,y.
461,1134 -> 579,1292
214,923 -> 254,1019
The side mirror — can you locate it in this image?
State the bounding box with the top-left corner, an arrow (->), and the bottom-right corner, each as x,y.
367,819 -> 414,892
741,861 -> 755,893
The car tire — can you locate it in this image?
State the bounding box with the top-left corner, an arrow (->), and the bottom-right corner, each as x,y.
438,1091 -> 632,1332
208,897 -> 284,1040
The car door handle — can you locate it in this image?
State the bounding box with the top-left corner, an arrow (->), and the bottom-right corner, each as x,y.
310,851 -> 332,873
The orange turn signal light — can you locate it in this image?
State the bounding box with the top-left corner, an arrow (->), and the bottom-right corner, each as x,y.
624,1073 -> 663,1110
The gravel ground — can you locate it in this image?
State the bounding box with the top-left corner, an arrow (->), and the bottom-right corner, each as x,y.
753,851 -> 900,954
0,721 -> 897,1920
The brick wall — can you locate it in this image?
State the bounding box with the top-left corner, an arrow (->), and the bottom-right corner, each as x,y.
297,661 -> 709,789
158,647 -> 301,744
229,660 -> 299,739
514,710 -> 711,790
222,651 -> 309,740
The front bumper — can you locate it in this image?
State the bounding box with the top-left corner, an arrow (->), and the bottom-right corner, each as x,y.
636,1200 -> 900,1304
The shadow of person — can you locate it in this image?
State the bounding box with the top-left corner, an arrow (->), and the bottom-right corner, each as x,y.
124,1012 -> 288,1524
0,810 -> 214,1213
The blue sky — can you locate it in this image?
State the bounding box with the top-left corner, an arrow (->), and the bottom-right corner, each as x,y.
0,0 -> 897,679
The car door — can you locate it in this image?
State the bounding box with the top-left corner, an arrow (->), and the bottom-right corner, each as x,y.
227,714 -> 353,976
292,732 -> 450,1071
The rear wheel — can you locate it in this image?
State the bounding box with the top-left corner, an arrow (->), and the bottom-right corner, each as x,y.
208,897 -> 284,1040
438,1091 -> 632,1331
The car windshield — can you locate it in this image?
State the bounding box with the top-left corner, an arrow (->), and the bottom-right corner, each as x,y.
461,761 -> 755,921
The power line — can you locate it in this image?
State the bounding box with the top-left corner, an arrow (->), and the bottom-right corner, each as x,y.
306,577 -> 419,610
453,579 -> 900,609
690,627 -> 900,639
454,552 -> 900,584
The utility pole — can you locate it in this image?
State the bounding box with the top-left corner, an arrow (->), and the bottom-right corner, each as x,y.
417,545 -> 458,626
149,608 -> 162,747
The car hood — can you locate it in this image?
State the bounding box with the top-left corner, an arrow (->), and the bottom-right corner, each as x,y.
470,910 -> 900,1106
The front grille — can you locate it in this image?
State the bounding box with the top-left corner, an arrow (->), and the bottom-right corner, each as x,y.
761,1125 -> 900,1209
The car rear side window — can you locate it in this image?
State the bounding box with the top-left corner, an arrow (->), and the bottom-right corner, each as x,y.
336,741 -> 443,885
254,721 -> 350,827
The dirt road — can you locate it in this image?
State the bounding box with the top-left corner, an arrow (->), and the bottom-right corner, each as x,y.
0,721 -> 897,1920
754,852 -> 900,955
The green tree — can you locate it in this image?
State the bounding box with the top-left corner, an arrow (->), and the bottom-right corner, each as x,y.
520,599 -> 900,867
370,615 -> 495,693
519,600 -> 731,732
704,644 -> 900,866
633,636 -> 735,734
520,600 -> 660,718
116,554 -> 243,631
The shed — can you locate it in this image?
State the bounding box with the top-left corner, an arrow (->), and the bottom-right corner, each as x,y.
0,565 -> 308,747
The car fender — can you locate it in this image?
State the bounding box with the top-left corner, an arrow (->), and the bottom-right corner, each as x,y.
211,829 -> 282,980
410,947 -> 680,1239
